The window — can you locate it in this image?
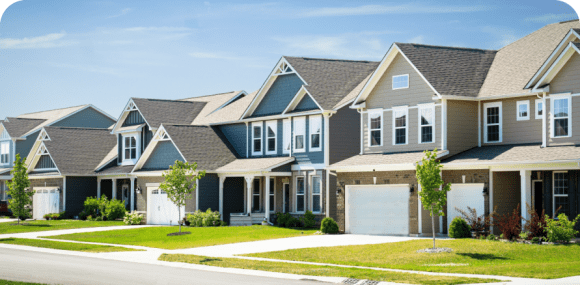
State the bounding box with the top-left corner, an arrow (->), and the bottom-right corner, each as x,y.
266,121 -> 277,155
252,122 -> 262,155
283,119 -> 291,154
0,181 -> 5,201
252,179 -> 260,212
535,99 -> 543,120
293,117 -> 306,152
392,74 -> 409,90
392,107 -> 408,145
551,96 -> 571,138
553,172 -> 569,217
123,136 -> 137,160
517,100 -> 529,121
311,176 -> 321,213
269,178 -> 275,213
484,102 -> 502,143
296,177 -> 305,212
419,104 -> 435,143
0,142 -> 8,164
309,115 -> 322,151
368,110 -> 382,146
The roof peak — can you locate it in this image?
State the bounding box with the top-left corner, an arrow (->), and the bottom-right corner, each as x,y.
179,90 -> 242,101
17,104 -> 88,117
395,42 -> 497,52
131,97 -> 197,103
284,56 -> 379,64
44,126 -> 112,131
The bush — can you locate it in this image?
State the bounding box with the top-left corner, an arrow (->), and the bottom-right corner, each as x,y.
286,216 -> 300,228
320,217 -> 339,234
545,213 -> 580,243
276,212 -> 290,227
494,204 -> 522,241
105,199 -> 126,221
523,204 -> 547,239
187,209 -> 222,227
300,210 -> 316,228
78,210 -> 88,221
123,211 -> 143,225
43,213 -> 51,220
519,232 -> 529,240
487,234 -> 496,241
532,236 -> 541,244
455,206 -> 494,232
449,217 -> 471,238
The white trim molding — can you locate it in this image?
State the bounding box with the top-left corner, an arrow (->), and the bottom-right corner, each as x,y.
483,101 -> 502,143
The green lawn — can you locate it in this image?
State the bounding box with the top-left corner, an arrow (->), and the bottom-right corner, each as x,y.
0,220 -> 125,234
0,279 -> 46,285
51,226 -> 318,249
0,238 -> 141,253
159,254 -> 499,285
246,239 -> 580,279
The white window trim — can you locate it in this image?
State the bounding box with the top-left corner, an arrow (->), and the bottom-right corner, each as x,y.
0,141 -> 9,166
252,178 -> 261,212
368,109 -> 383,147
535,99 -> 543,120
295,176 -> 305,213
309,115 -> 322,152
251,122 -> 263,156
282,182 -> 289,213
392,106 -> 408,145
553,171 -> 568,217
517,100 -> 530,121
265,120 -> 277,155
392,74 -> 409,90
550,94 -> 572,138
418,104 -> 435,144
293,117 -> 306,153
282,119 -> 291,154
310,175 -> 322,213
483,102 -> 502,143
269,178 -> 276,213
121,133 -> 140,165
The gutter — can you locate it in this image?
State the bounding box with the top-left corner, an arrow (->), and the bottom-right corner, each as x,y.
435,91 -> 542,101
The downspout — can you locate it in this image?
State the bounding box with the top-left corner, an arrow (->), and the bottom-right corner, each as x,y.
542,92 -> 547,148
358,108 -> 363,155
245,122 -> 249,158
478,101 -> 481,147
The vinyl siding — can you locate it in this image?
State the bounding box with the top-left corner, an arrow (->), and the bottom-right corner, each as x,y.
219,123 -> 247,157
550,52 -> 580,94
122,110 -> 145,127
545,95 -> 580,145
15,130 -> 40,159
198,173 -> 219,213
329,105 -> 360,165
65,176 -> 98,216
142,141 -> 184,170
52,107 -> 115,129
252,74 -> 303,117
34,155 -> 56,169
294,94 -> 319,112
447,100 -> 478,156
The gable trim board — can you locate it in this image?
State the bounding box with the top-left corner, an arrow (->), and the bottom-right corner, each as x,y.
282,86 -> 323,114
533,42 -> 580,91
111,99 -> 155,134
26,142 -> 61,176
132,125 -> 186,173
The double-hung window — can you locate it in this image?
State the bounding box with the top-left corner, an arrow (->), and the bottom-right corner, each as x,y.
252,179 -> 260,212
393,107 -> 408,145
123,136 -> 137,160
484,102 -> 502,143
309,115 -> 322,151
517,100 -> 529,121
265,121 -> 277,155
0,142 -> 9,165
283,119 -> 291,154
553,172 -> 569,217
252,122 -> 262,155
368,110 -> 382,146
551,95 -> 571,138
296,176 -> 305,212
269,178 -> 275,213
293,117 -> 306,153
419,104 -> 435,143
311,176 -> 321,213
392,74 -> 409,90
535,99 -> 543,119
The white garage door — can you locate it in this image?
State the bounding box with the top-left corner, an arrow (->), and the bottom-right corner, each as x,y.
147,188 -> 184,225
346,184 -> 410,235
33,188 -> 60,220
447,184 -> 485,232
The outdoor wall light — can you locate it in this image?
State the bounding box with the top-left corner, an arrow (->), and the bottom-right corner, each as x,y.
483,187 -> 488,195
410,185 -> 414,193
136,186 -> 142,194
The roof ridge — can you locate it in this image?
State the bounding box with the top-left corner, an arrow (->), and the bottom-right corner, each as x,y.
5,117 -> 46,121
498,20 -> 579,52
17,104 -> 88,116
179,91 -> 241,100
284,56 -> 379,63
44,126 -> 112,131
131,97 -> 197,103
395,42 -> 497,52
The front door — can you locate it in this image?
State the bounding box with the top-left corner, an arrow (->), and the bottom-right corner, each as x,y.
283,183 -> 290,213
533,180 -> 543,216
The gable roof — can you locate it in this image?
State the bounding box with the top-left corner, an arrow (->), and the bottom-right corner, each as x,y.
131,98 -> 207,129
533,41 -> 580,89
1,118 -> 47,138
284,57 -> 379,110
395,43 -> 497,97
182,91 -> 249,125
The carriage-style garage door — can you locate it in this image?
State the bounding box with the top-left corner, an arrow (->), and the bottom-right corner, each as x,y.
147,187 -> 184,225
33,188 -> 60,220
447,183 -> 485,232
345,184 -> 410,235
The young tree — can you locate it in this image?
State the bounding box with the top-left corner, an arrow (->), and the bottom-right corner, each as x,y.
160,160 -> 206,233
7,154 -> 33,225
416,149 -> 451,249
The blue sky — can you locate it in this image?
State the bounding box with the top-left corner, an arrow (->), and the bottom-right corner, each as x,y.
0,0 -> 578,118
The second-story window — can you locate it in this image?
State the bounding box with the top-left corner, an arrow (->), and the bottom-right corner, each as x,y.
393,107 -> 408,145
419,104 -> 434,143
309,115 -> 322,151
124,136 -> 137,160
535,99 -> 543,119
552,96 -> 571,138
252,122 -> 262,155
283,119 -> 291,154
517,100 -> 529,121
484,102 -> 502,143
294,117 -> 306,152
392,74 -> 409,90
369,110 -> 382,146
266,121 -> 277,155
0,142 -> 8,164
311,176 -> 321,213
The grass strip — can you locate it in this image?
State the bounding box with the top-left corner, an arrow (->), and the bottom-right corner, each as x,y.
0,220 -> 125,234
0,238 -> 142,253
158,254 -> 500,285
0,279 -> 46,285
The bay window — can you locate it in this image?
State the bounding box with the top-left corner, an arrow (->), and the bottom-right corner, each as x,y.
309,115 -> 321,151
419,104 -> 434,143
551,96 -> 571,138
296,176 -> 305,212
368,110 -> 382,146
484,102 -> 502,143
293,117 -> 305,152
393,107 -> 408,145
266,121 -> 277,155
252,122 -> 262,155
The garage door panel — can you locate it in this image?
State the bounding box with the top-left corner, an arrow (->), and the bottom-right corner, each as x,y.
447,184 -> 485,232
148,189 -> 184,225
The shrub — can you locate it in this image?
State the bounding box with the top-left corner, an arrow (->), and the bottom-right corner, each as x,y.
545,213 -> 580,243
276,212 -> 291,227
83,196 -> 101,217
494,204 -> 522,241
105,199 -> 126,221
78,210 -> 88,221
220,220 -> 227,226
187,209 -> 221,227
320,217 -> 339,234
531,237 -> 541,244
519,232 -> 529,240
455,206 -> 494,232
123,211 -> 143,225
300,210 -> 316,228
487,234 -> 496,241
52,213 -> 61,220
523,204 -> 547,239
43,213 -> 51,220
448,217 -> 471,238
285,216 -> 299,228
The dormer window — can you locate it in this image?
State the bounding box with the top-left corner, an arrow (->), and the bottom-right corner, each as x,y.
121,133 -> 141,165
0,142 -> 9,164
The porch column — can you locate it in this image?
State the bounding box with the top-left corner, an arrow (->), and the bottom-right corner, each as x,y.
521,170 -> 531,223
218,176 -> 225,220
265,174 -> 270,222
97,178 -> 101,199
130,177 -> 135,212
245,176 -> 254,215
112,178 -> 117,200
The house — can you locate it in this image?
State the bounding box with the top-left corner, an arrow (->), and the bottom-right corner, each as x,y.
327,20 -> 580,236
0,105 -> 115,216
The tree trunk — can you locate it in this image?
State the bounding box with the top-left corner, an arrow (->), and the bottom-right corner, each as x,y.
431,206 -> 436,249
178,207 -> 182,233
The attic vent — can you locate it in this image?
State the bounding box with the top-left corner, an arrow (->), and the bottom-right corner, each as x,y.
39,130 -> 50,141
126,102 -> 138,111
37,145 -> 49,155
155,129 -> 170,141
275,62 -> 293,74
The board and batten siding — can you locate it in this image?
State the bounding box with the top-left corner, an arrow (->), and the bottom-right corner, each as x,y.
550,52 -> 580,95
251,74 -> 303,117
447,100 -> 478,156
142,141 -> 184,170
480,96 -> 543,146
52,107 -> 115,129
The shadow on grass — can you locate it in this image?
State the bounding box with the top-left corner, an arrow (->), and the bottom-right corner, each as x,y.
0,238 -> 16,242
200,258 -> 222,263
456,253 -> 509,261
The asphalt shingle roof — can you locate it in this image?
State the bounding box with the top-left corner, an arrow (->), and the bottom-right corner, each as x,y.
284,57 -> 379,110
216,157 -> 294,172
1,118 -> 47,138
396,43 -> 497,97
131,98 -> 207,129
96,165 -> 135,175
329,151 -> 436,169
442,144 -> 580,165
42,127 -> 117,175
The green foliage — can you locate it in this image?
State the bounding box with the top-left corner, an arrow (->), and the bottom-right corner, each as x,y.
160,160 -> 206,233
320,217 -> 339,234
78,210 -> 88,220
519,232 -> 529,240
531,237 -> 541,244
275,212 -> 300,228
123,211 -> 143,225
448,217 -> 471,238
300,210 -> 316,228
276,212 -> 290,226
186,209 -> 222,227
105,199 -> 126,220
487,234 -> 496,241
7,154 -> 32,224
84,196 -> 124,220
545,213 -> 580,243
455,206 -> 494,232
43,213 -> 51,220
523,204 -> 548,239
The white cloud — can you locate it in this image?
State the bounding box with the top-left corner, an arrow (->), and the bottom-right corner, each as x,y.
0,32 -> 76,49
300,4 -> 490,17
122,27 -> 192,33
524,13 -> 577,23
188,51 -> 249,61
108,8 -> 132,19
408,35 -> 425,44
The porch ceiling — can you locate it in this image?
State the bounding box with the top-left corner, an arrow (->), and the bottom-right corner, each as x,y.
215,157 -> 294,173
329,150 -> 448,171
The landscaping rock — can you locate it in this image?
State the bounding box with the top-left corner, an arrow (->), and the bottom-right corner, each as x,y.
417,247 -> 453,253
